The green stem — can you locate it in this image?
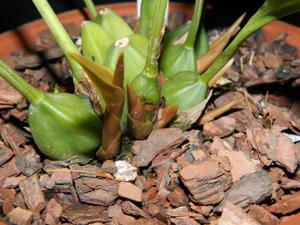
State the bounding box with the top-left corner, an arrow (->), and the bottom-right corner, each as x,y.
0,61 -> 43,105
32,0 -> 83,82
200,0 -> 300,84
143,0 -> 168,78
184,0 -> 204,48
83,0 -> 98,20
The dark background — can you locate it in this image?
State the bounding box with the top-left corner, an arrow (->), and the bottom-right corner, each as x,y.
0,0 -> 300,33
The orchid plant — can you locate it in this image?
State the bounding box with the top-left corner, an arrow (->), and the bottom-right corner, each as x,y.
0,0 -> 299,160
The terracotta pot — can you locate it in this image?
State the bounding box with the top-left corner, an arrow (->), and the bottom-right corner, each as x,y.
0,2 -> 299,58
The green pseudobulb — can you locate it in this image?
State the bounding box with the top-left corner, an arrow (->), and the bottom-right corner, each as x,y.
161,71 -> 208,112
94,8 -> 133,40
29,93 -> 102,160
81,21 -> 113,65
0,61 -> 102,160
104,34 -> 148,86
160,0 -> 206,79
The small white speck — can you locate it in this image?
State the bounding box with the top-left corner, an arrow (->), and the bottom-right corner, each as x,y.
114,160 -> 137,181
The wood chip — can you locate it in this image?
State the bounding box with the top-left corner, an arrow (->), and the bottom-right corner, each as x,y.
8,207 -> 33,225
220,171 -> 272,209
248,205 -> 279,225
247,127 -> 298,173
267,191 -> 300,215
0,141 -> 14,166
132,128 -> 185,167
15,149 -> 42,176
19,174 -> 46,213
215,201 -> 260,225
1,124 -> 28,154
180,159 -> 232,205
118,182 -> 142,202
203,117 -> 236,137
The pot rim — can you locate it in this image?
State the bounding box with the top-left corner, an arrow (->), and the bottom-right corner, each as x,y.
0,2 -> 299,58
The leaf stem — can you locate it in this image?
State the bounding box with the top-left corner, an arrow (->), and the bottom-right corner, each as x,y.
184,0 -> 204,48
83,0 -> 98,20
0,61 -> 43,105
143,0 -> 168,78
32,0 -> 83,82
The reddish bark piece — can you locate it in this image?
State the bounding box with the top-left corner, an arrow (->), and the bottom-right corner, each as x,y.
151,147 -> 184,168
0,186 -> 15,216
50,170 -> 72,185
280,212 -> 300,225
74,177 -> 118,206
248,205 -> 279,225
134,176 -> 146,192
267,191 -> 300,215
266,104 -> 293,130
192,150 -> 207,161
107,204 -> 124,218
147,204 -> 169,224
216,201 -> 260,225
210,136 -> 233,155
1,124 -> 28,154
132,128 -> 185,167
3,175 -> 26,188
170,217 -> 199,225
203,117 -> 236,137
101,160 -> 117,174
247,127 -> 298,173
19,174 -> 46,213
217,143 -> 258,182
0,141 -> 14,166
3,198 -> 14,215
15,149 -> 42,176
8,207 -> 33,225
281,178 -> 300,189
166,207 -> 206,221
180,159 -> 232,205
0,158 -> 20,182
61,204 -> 109,224
118,182 -> 142,202
190,202 -> 213,216
167,187 -> 190,208
0,76 -> 23,108
229,110 -> 262,132
234,134 -> 253,153
121,201 -> 150,218
44,199 -> 63,225
0,186 -> 16,201
107,204 -> 136,224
